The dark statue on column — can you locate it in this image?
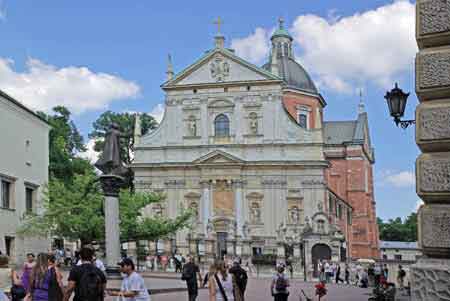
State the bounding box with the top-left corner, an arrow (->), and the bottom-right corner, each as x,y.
95,123 -> 129,196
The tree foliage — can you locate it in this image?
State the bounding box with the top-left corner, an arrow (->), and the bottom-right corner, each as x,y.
20,173 -> 192,245
89,111 -> 158,165
378,213 -> 418,242
37,106 -> 93,183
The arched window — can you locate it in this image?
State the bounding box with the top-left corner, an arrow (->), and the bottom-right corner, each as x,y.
214,114 -> 230,137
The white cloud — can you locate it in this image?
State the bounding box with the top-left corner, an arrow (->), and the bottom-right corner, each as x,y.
0,57 -> 140,114
291,0 -> 417,91
384,170 -> 415,187
77,139 -> 100,164
231,28 -> 271,65
149,103 -> 165,123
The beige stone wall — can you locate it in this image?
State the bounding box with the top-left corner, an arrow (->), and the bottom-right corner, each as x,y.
411,1 -> 450,300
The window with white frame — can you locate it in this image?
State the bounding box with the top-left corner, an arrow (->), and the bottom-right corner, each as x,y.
214,114 -> 230,137
296,106 -> 310,129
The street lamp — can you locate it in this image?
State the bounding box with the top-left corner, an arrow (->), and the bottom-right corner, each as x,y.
384,83 -> 415,129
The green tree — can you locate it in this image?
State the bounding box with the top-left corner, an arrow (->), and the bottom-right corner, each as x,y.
378,213 -> 418,242
20,174 -> 192,246
89,111 -> 158,165
37,106 -> 93,183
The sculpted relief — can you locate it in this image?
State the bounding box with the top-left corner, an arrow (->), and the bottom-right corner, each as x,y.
210,56 -> 230,82
248,112 -> 258,134
186,116 -> 197,136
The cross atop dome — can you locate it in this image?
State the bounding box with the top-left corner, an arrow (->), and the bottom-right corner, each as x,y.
278,17 -> 285,29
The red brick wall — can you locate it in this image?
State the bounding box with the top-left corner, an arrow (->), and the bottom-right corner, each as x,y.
282,92 -> 322,129
325,146 -> 380,260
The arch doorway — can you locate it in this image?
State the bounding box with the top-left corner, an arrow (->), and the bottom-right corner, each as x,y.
311,243 -> 332,278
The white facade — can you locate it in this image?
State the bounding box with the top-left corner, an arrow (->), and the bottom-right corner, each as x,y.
132,36 -> 348,277
0,90 -> 51,264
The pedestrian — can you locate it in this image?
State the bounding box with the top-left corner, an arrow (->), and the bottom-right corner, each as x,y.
324,261 -> 331,283
209,260 -> 235,301
270,264 -> 290,301
64,247 -> 107,301
174,253 -> 183,273
21,253 -> 35,293
0,255 -> 22,301
318,260 -> 325,282
108,258 -> 151,301
374,263 -> 382,288
344,264 -> 350,285
229,258 -> 248,301
383,264 -> 389,281
181,255 -> 202,301
64,249 -> 72,267
335,263 -> 344,284
203,262 -> 217,288
397,265 -> 406,291
28,253 -> 64,301
367,264 -> 375,287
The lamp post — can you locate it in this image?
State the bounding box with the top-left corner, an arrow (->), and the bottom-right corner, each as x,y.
384,83 -> 415,129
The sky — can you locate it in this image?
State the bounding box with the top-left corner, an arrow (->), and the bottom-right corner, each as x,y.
0,0 -> 420,220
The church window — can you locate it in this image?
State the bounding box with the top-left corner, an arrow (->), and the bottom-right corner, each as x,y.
246,86 -> 251,91
328,196 -> 334,214
317,220 -> 325,233
347,208 -> 352,225
214,114 -> 230,137
297,106 -> 310,129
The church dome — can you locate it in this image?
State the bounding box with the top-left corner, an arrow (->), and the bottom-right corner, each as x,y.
262,18 -> 318,95
263,56 -> 318,94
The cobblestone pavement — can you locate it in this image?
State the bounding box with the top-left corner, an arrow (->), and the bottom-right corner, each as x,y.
108,279 -> 373,301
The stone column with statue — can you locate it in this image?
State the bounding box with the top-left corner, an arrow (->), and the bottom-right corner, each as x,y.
410,2 -> 450,300
95,123 -> 130,276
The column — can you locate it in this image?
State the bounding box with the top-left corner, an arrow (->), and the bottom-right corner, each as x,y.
411,2 -> 450,300
201,181 -> 211,235
99,175 -> 124,276
234,180 -> 243,237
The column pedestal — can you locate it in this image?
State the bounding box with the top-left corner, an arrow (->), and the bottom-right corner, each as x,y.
99,175 -> 125,278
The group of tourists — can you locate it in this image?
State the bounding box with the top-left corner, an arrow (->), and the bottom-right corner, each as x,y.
181,255 -> 248,301
0,247 -> 151,301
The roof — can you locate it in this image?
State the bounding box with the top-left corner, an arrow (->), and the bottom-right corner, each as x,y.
323,121 -> 357,145
0,89 -> 50,126
262,56 -> 318,94
271,27 -> 292,40
162,47 -> 282,88
379,241 -> 419,250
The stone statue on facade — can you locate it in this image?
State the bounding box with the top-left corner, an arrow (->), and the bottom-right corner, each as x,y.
289,206 -> 300,224
249,113 -> 258,134
242,222 -> 249,238
250,203 -> 261,223
303,216 -> 312,234
206,219 -> 213,235
187,117 -> 197,136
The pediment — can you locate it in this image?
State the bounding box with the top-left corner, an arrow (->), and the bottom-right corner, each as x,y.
193,150 -> 244,164
163,48 -> 280,88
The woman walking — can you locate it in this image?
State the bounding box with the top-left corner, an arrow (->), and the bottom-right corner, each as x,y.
0,255 -> 21,301
27,253 -> 63,301
21,253 -> 35,294
209,260 -> 235,301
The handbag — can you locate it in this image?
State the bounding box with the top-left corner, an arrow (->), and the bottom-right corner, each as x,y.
214,274 -> 228,301
10,285 -> 27,300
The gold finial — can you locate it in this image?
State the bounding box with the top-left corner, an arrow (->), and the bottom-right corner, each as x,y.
278,16 -> 285,29
214,17 -> 223,35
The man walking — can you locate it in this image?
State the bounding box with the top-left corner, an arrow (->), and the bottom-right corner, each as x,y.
181,255 -> 202,301
229,258 -> 248,301
397,265 -> 406,291
64,247 -> 107,301
108,258 -> 151,301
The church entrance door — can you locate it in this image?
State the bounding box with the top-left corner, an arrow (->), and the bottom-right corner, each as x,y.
217,232 -> 228,259
311,243 -> 332,278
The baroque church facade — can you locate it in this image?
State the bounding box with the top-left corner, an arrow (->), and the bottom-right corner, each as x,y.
132,20 -> 379,276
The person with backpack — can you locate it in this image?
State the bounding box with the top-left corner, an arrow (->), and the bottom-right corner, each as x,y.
229,258 -> 248,301
108,258 -> 150,301
270,264 -> 289,301
64,247 -> 107,301
181,255 -> 202,301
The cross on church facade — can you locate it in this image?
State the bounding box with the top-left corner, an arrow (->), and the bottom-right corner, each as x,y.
214,17 -> 223,34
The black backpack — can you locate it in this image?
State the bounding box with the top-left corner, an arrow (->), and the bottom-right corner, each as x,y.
233,268 -> 248,292
181,264 -> 194,281
275,274 -> 288,291
400,269 -> 406,278
78,265 -> 104,301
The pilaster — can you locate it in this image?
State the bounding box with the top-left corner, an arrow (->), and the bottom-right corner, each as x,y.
412,1 -> 450,300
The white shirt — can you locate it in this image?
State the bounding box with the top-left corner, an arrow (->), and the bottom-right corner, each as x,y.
76,259 -> 106,271
214,274 -> 234,301
121,272 -> 151,301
